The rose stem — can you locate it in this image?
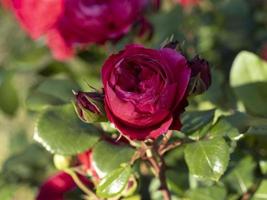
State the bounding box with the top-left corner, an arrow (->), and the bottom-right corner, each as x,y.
65,169 -> 98,199
159,140 -> 183,156
146,149 -> 171,200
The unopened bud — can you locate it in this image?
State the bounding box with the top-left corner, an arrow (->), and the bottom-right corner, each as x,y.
53,155 -> 73,170
74,91 -> 106,123
188,55 -> 211,95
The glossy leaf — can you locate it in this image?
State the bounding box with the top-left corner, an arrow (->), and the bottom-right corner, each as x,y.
35,104 -> 101,155
186,186 -> 227,200
184,138 -> 230,181
96,166 -> 131,198
208,118 -> 241,140
181,109 -> 215,139
230,51 -> 267,117
92,140 -> 135,178
223,156 -> 256,194
259,160 -> 267,175
252,181 -> 267,200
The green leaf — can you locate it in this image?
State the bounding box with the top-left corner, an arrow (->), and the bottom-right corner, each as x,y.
208,118 -> 241,141
230,51 -> 267,117
26,78 -> 80,111
259,160 -> 267,175
181,109 -> 215,139
92,140 -> 135,178
96,166 -> 131,198
0,70 -> 19,116
186,186 -> 227,200
184,138 -> 230,181
35,104 -> 101,155
166,169 -> 189,196
223,156 -> 256,194
252,181 -> 267,200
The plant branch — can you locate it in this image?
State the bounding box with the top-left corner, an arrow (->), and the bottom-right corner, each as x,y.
65,169 -> 98,199
143,142 -> 171,200
159,140 -> 183,156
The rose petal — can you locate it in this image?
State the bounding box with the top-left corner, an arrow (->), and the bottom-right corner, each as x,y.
11,0 -> 63,39
105,104 -> 173,140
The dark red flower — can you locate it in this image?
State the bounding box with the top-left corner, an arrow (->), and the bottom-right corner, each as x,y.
102,44 -> 191,140
7,0 -> 148,60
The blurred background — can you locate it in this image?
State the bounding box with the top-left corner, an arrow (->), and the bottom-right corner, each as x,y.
0,0 -> 267,199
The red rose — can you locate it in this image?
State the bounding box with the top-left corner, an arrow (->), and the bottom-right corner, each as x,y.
102,44 -> 191,140
36,172 -> 91,200
7,0 -> 148,60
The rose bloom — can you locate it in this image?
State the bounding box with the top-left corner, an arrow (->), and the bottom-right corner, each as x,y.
102,44 -> 191,140
5,0 -> 148,60
36,172 -> 91,200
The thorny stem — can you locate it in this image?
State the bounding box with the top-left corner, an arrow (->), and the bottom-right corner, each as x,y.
142,142 -> 172,200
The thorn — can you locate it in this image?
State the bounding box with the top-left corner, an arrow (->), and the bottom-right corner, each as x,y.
116,132 -> 123,142
72,90 -> 78,95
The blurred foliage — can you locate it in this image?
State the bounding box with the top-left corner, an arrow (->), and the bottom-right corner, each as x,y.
0,0 -> 267,199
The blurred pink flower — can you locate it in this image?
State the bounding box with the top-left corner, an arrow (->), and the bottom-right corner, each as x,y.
178,0 -> 200,7
6,0 -> 148,60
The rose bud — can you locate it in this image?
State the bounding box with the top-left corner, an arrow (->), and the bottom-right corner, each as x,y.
138,18 -> 154,41
188,55 -> 211,95
74,91 -> 106,123
6,0 -> 149,60
102,44 -> 191,140
163,40 -> 181,51
53,155 -> 73,170
36,172 -> 92,200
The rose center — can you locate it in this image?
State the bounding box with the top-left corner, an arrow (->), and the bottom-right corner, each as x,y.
113,61 -> 161,95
